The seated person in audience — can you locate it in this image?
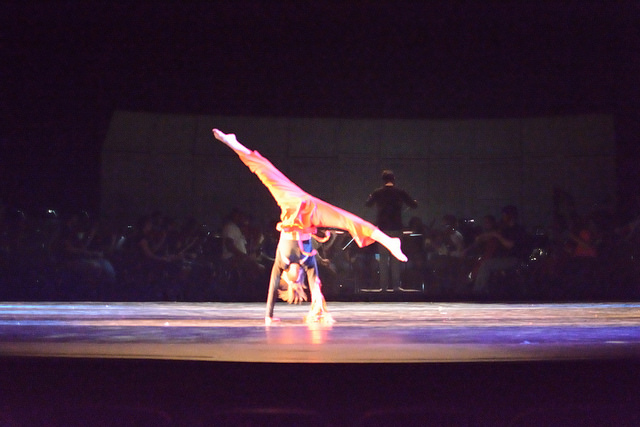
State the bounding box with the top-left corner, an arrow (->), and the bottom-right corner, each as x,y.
132,214 -> 183,296
425,214 -> 467,295
472,205 -> 529,295
221,208 -> 266,293
57,212 -> 116,296
464,214 -> 500,283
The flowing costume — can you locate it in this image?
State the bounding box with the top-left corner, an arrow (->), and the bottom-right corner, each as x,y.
231,148 -> 379,319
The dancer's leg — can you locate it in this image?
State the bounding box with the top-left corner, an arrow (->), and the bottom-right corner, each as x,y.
297,240 -> 332,323
213,129 -> 251,155
266,247 -> 286,324
214,128 -> 407,262
371,229 -> 407,262
305,275 -> 333,324
213,129 -> 310,215
312,198 -> 408,262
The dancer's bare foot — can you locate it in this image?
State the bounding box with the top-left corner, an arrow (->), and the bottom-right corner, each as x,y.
304,297 -> 335,324
387,237 -> 408,262
371,229 -> 408,262
212,129 -> 251,155
321,312 -> 335,324
265,316 -> 280,326
305,311 -> 335,325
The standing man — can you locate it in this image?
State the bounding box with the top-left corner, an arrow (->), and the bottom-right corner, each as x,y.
366,170 -> 418,292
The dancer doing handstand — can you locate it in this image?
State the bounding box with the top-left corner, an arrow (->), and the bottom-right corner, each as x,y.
213,129 -> 407,325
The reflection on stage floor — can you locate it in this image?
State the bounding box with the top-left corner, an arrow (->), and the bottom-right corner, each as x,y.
1,301 -> 639,363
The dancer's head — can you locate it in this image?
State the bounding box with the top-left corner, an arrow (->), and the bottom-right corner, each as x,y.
382,170 -> 395,184
283,262 -> 303,284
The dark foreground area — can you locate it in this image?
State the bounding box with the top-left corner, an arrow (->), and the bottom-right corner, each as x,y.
1,357 -> 639,426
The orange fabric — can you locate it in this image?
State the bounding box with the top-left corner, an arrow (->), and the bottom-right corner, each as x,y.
237,150 -> 376,248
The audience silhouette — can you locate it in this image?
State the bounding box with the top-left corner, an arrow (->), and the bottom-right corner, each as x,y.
0,186 -> 637,303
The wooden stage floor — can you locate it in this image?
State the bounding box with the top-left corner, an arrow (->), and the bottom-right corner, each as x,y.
1,301 -> 639,363
1,301 -> 640,425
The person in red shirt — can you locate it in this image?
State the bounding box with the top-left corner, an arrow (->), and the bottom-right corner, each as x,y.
213,129 -> 407,325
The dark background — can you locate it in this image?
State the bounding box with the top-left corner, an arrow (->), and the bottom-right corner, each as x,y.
2,0 -> 639,220
1,3 -> 639,422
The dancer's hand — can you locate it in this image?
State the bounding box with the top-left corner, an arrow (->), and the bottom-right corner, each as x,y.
265,316 -> 280,326
288,283 -> 307,304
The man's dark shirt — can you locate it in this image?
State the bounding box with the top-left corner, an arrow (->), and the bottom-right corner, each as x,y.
366,185 -> 417,231
496,223 -> 529,258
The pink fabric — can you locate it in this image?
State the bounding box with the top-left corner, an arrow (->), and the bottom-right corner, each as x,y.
237,150 -> 376,248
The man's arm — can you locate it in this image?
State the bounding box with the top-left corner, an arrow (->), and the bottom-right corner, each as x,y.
365,192 -> 376,207
399,190 -> 418,209
401,189 -> 418,209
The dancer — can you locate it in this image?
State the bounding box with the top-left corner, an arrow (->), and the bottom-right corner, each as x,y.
213,129 -> 407,325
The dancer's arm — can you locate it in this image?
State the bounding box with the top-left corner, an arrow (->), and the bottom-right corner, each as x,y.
312,231 -> 331,243
212,128 -> 309,210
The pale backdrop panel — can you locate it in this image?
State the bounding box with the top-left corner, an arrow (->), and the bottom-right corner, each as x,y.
472,118 -> 522,158
428,159 -> 476,223
378,119 -> 432,158
287,157 -> 336,203
145,113 -> 197,154
288,118 -> 339,157
335,119 -> 382,155
522,157 -> 568,228
470,158 -> 523,221
428,120 -> 476,158
563,115 -> 615,157
222,116 -> 290,157
139,153 -> 194,218
564,156 -> 617,214
101,151 -> 149,221
521,116 -> 568,157
101,151 -> 193,221
101,112 -> 616,233
192,153 -> 282,228
335,156 -> 379,221
190,156 -> 224,228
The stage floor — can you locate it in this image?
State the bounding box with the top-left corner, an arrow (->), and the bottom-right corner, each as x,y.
1,301 -> 639,363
